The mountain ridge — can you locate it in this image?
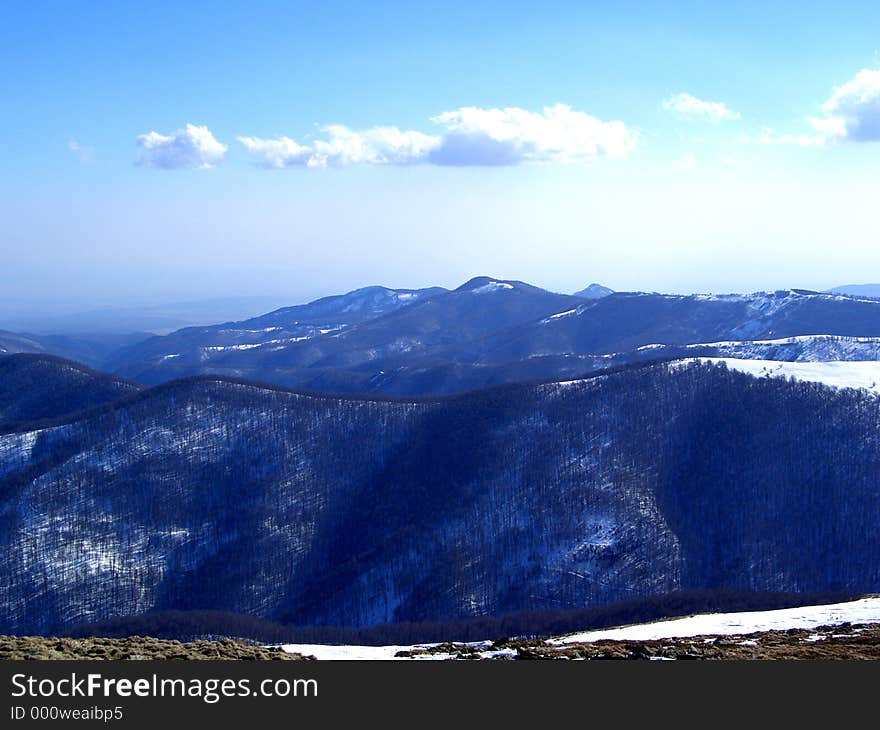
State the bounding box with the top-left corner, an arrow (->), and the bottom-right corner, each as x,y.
98,281 -> 880,393
2,359 -> 879,634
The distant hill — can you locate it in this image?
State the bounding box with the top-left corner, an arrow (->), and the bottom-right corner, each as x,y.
0,354 -> 141,430
0,329 -> 149,368
469,289 -> 880,364
826,284 -> 880,300
573,283 -> 614,299
0,330 -> 49,356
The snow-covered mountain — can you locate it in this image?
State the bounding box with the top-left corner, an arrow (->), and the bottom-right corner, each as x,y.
103,284 -> 447,382
96,282 -> 880,395
106,277 -> 582,386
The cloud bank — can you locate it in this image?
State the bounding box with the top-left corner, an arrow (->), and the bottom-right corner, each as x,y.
136,124 -> 227,169
752,69 -> 880,148
238,104 -> 638,168
662,92 -> 741,123
810,68 -> 880,142
238,126 -> 438,168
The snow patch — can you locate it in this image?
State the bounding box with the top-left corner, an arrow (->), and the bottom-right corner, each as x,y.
685,358 -> 880,393
470,281 -> 515,294
541,308 -> 579,324
277,643 -> 446,661
552,597 -> 880,643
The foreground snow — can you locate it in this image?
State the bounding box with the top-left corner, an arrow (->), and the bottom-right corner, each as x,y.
552,596 -> 880,644
277,640 -> 516,661
686,358 -> 880,393
278,643 -> 438,660
279,597 -> 880,658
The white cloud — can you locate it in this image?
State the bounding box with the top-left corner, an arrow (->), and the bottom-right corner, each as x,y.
237,135 -> 312,168
67,138 -> 94,163
239,126 -> 439,168
428,104 -> 638,164
811,68 -> 880,142
238,104 -> 638,168
663,92 -> 741,123
136,124 -> 227,169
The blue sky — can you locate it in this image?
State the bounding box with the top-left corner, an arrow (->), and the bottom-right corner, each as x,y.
2,1 -> 880,316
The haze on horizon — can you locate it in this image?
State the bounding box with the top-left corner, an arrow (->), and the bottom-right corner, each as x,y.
3,1 -> 880,321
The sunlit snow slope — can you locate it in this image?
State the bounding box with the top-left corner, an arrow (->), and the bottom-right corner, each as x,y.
682,358 -> 880,393
553,596 -> 880,644
278,597 -> 880,658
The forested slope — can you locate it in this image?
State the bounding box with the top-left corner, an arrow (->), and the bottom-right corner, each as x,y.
0,354 -> 141,430
1,361 -> 878,635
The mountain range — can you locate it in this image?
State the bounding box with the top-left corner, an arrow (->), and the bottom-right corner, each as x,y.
7,279 -> 880,398
2,277 -> 880,637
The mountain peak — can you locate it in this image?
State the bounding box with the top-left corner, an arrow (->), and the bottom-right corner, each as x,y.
454,276 -> 525,293
574,283 -> 614,299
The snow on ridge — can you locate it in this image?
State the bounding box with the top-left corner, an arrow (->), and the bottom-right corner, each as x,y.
685,334 -> 880,349
540,308 -> 579,324
471,281 -> 515,294
203,344 -> 263,352
636,343 -> 667,351
684,357 -> 880,393
552,597 -> 880,644
690,293 -> 749,303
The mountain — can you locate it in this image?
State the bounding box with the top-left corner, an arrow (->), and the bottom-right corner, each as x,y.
671,334 -> 880,362
826,284 -> 880,299
0,354 -> 142,430
315,334 -> 880,397
470,289 -> 880,364
0,330 -> 49,356
103,285 -> 447,383
102,283 -> 880,395
2,360 -> 879,635
106,279 -> 578,385
573,283 -> 614,299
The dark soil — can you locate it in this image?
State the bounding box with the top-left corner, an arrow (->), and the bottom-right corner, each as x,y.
0,635 -> 313,661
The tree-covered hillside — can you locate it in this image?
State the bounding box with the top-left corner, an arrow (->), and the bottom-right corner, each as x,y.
1,361 -> 878,635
